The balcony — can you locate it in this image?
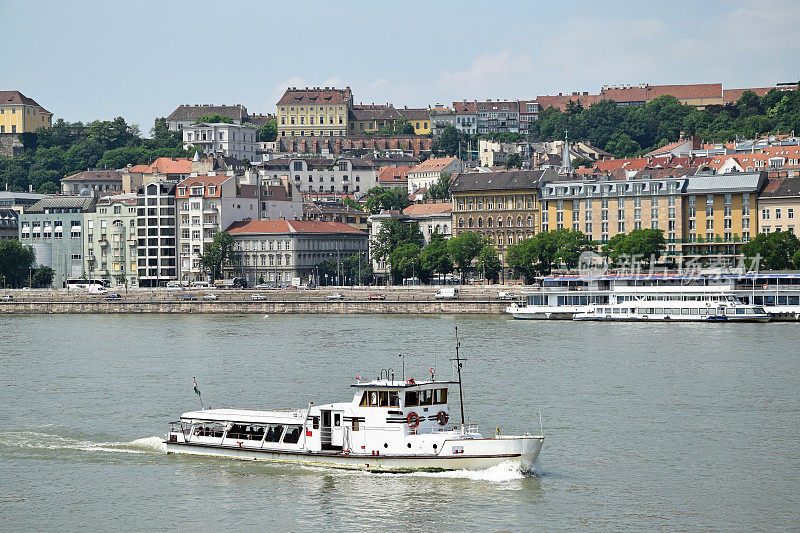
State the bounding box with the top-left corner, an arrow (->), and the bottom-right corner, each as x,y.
203,206 -> 218,214
99,239 -> 109,247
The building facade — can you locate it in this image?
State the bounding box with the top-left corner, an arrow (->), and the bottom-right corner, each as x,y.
476,100 -> 519,134
758,177 -> 800,235
176,174 -> 259,282
348,104 -> 401,134
303,202 -> 370,232
0,208 -> 18,241
18,196 -> 96,288
0,91 -> 52,156
451,169 -> 555,278
403,202 -> 452,243
258,157 -> 377,196
398,108 -> 430,135
60,170 -> 123,195
430,105 -> 456,136
84,194 -> 138,286
277,87 -> 353,138
452,101 -> 477,135
225,220 -> 369,286
182,122 -> 258,161
136,182 -> 178,287
165,104 -> 248,131
407,157 -> 461,194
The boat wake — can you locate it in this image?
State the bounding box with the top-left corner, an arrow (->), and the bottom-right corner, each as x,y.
0,430 -> 166,455
385,461 -> 534,482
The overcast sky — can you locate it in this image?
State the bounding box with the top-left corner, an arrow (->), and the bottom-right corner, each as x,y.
4,0 -> 799,134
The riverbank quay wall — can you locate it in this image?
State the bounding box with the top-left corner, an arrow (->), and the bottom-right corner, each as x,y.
0,297 -> 507,315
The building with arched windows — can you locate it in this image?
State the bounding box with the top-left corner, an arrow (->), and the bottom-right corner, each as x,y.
84,194 -> 139,286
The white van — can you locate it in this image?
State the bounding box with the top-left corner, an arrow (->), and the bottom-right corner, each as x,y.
434,288 -> 459,299
190,281 -> 211,290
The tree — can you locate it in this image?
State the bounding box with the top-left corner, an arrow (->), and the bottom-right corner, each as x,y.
37,181 -> 59,194
427,172 -> 451,200
420,233 -> 454,282
621,229 -> 666,265
259,119 -> 278,142
342,253 -> 372,285
315,258 -> 338,285
0,239 -> 35,288
389,243 -> 423,284
793,248 -> 800,269
605,132 -> 641,158
476,245 -> 501,282
363,186 -> 411,213
506,153 -> 522,169
601,233 -> 627,265
371,219 -> 424,283
31,266 -> 55,288
432,125 -> 467,157
506,229 -> 591,280
193,114 -> 234,124
448,232 -> 484,280
198,231 -> 235,280
571,156 -> 594,168
742,231 -> 800,270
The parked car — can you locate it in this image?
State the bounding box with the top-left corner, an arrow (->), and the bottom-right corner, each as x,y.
327,293 -> 344,300
104,293 -> 123,299
165,281 -> 183,291
254,283 -> 274,290
368,293 -> 386,300
0,295 -> 14,302
497,291 -> 516,300
181,294 -> 197,301
434,288 -> 459,299
251,293 -> 267,301
202,293 -> 218,301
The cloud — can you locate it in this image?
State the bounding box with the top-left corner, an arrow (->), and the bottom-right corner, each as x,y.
436,50 -> 534,97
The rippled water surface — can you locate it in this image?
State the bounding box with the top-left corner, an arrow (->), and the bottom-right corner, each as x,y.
1,314 -> 798,531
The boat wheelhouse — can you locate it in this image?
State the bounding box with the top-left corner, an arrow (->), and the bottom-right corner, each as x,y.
506,272 -> 800,321
165,374 -> 544,473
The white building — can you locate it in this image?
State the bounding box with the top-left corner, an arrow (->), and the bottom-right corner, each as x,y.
176,173 -> 259,282
407,157 -> 462,195
166,104 -> 249,131
84,194 -> 139,286
257,157 -> 378,196
183,122 -> 259,162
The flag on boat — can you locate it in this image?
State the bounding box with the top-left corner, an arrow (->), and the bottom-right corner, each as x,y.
193,377 -> 201,396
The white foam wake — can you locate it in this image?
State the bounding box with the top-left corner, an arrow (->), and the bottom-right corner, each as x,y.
0,431 -> 166,455
391,461 -> 529,482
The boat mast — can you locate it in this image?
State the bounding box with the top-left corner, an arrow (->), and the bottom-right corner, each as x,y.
451,327 -> 466,425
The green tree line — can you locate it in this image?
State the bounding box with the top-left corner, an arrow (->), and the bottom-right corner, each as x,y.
0,117 -> 196,193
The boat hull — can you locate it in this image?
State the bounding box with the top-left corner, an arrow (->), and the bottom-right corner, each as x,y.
165,436 -> 544,473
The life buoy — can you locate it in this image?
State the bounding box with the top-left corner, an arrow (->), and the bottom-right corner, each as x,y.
407,412 -> 420,428
436,411 -> 449,426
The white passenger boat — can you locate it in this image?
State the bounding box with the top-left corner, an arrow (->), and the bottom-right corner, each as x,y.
507,272 -> 800,321
165,339 -> 544,472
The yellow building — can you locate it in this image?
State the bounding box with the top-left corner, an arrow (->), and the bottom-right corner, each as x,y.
399,108 -> 430,135
757,177 -> 800,235
0,90 -> 52,134
276,86 -> 352,138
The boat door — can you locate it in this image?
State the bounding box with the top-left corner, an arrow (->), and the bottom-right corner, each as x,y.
331,410 -> 344,447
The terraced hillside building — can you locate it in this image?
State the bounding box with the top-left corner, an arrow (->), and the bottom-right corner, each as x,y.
277,87 -> 353,138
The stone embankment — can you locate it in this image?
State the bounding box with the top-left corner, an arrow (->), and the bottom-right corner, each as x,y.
0,287 -> 517,315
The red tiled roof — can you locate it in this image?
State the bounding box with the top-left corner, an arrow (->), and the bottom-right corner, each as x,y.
0,90 -> 51,114
722,87 -> 776,103
452,101 -> 476,114
226,220 -> 366,235
176,175 -> 233,197
410,157 -> 457,173
403,202 -> 452,216
600,83 -> 721,103
62,170 -> 122,181
277,87 -> 352,106
147,157 -> 192,175
378,166 -> 412,183
128,164 -> 150,173
535,93 -> 602,111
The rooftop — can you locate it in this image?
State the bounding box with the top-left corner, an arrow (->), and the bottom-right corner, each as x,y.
226,220 -> 367,235
61,170 -> 123,182
451,168 -> 556,192
410,157 -> 458,173
166,104 -> 248,123
403,202 -> 452,216
0,90 -> 51,114
277,87 -> 352,106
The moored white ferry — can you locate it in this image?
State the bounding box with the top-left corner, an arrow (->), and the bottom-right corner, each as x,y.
506,272 -> 800,321
165,367 -> 544,472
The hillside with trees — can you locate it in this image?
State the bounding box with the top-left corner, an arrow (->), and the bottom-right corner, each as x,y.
0,117 -> 195,193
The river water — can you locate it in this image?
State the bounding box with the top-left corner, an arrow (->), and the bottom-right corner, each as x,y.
1,314 -> 797,531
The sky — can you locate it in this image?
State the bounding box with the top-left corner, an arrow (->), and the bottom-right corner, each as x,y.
3,0 -> 800,135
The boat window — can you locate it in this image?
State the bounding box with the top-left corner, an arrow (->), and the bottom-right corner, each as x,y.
434,388 -> 448,404
420,389 -> 433,405
334,414 -> 341,427
378,391 -> 389,407
655,308 -> 663,314
194,424 -> 225,438
352,418 -> 359,431
690,308 -> 699,315
359,392 -> 369,406
755,307 -> 766,314
726,308 -> 735,315
282,425 -> 301,444
681,308 -> 689,315
369,391 -> 379,406
389,392 -> 399,407
265,424 -> 285,442
405,391 -> 418,407
736,308 -> 745,314
312,416 -> 319,429
226,424 -> 266,441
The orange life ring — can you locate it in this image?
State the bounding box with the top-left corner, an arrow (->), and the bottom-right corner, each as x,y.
437,411 -> 449,426
407,412 -> 420,428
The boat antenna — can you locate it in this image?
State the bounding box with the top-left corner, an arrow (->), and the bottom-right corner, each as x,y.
450,327 -> 466,425
193,377 -> 204,410
399,353 -> 405,382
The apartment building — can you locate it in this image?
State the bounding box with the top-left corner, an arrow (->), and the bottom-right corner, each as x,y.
398,108 -> 430,135
175,174 -> 258,282
165,104 -> 249,131
348,104 -> 401,134
757,177 -> 800,235
430,105 -> 456,136
258,157 -> 377,195
182,122 -> 259,161
136,182 -> 178,287
407,157 -> 461,195
60,170 -> 123,195
452,101 -> 477,135
84,194 -> 138,286
224,220 -> 369,286
277,87 -> 353,138
18,196 -> 96,288
475,100 -> 519,134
